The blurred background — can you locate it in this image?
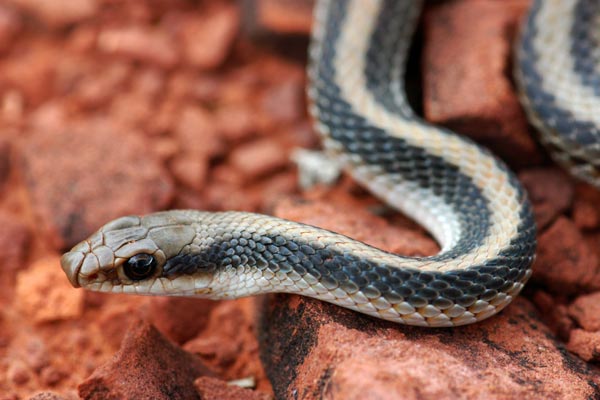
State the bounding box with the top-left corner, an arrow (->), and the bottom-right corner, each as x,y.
0,0 -> 319,398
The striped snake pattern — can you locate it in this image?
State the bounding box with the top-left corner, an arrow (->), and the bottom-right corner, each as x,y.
60,0 -> 596,327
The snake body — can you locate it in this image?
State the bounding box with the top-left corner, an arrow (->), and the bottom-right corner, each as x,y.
516,0 -> 600,187
62,0 -> 599,327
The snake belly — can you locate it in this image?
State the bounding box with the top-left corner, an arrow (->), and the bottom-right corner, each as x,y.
60,0 -> 537,327
516,0 -> 600,187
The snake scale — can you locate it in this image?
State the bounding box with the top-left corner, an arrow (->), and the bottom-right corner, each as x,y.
61,0 -> 597,327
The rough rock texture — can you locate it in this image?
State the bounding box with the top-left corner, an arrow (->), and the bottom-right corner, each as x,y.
0,210 -> 30,300
0,138 -> 10,188
535,217 -> 600,294
568,330 -> 600,363
78,320 -> 215,400
148,297 -> 217,345
259,194 -> 600,399
255,0 -> 314,34
15,257 -> 84,323
260,294 -> 600,399
519,168 -> 574,230
20,122 -> 174,249
423,0 -> 543,169
194,377 -> 272,400
2,0 -> 600,398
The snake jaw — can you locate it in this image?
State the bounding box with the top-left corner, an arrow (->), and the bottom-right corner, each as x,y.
60,250 -> 84,288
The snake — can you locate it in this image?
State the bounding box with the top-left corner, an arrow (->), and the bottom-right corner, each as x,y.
63,0 -> 600,328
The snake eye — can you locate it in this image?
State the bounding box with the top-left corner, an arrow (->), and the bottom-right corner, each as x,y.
123,253 -> 157,281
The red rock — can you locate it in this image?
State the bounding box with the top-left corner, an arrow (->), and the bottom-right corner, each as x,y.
568,292 -> 600,332
532,291 -> 573,341
175,106 -> 225,161
170,157 -> 208,192
260,294 -> 599,399
0,4 -> 20,52
78,320 -> 215,400
1,43 -> 58,106
10,0 -> 97,28
255,0 -> 314,34
194,377 -> 271,400
97,26 -> 179,69
148,297 -> 217,345
260,80 -> 305,124
423,0 -> 542,169
519,168 -> 574,230
229,138 -> 289,181
28,392 -> 68,400
183,299 -> 271,393
573,184 -> 600,231
215,104 -> 257,143
20,121 -> 174,249
567,329 -> 600,363
177,5 -> 239,70
535,217 -> 600,294
203,182 -> 263,212
15,257 -> 84,323
109,90 -> 154,130
74,62 -> 132,109
0,211 -> 29,281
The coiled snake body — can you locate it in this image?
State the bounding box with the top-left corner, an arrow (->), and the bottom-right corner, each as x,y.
61,0 -> 595,327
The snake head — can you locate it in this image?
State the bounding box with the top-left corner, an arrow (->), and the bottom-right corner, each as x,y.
60,211 -> 217,296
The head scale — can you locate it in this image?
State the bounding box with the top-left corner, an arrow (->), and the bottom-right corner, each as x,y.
60,211 -> 217,296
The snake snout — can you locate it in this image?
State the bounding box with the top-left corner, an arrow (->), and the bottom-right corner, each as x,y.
60,250 -> 84,288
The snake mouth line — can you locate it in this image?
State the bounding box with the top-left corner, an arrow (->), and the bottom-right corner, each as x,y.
60,251 -> 84,288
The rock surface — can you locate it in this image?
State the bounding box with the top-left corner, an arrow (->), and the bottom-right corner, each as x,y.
1,0 -> 600,398
194,377 -> 272,400
260,293 -> 600,399
78,320 -> 215,400
20,121 -> 174,249
423,0 -> 542,169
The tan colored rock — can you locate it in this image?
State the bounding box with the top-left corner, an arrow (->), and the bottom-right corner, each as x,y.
423,0 -> 542,169
20,121 -> 174,249
178,5 -> 239,69
98,26 -> 179,69
535,217 -> 600,294
16,257 -> 84,323
260,295 -> 600,399
78,320 -> 215,400
519,168 -> 574,230
567,329 -> 600,363
194,377 -> 272,400
568,292 -> 600,332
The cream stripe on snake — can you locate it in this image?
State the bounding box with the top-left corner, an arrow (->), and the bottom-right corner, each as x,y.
532,1 -> 600,125
60,0 -> 537,327
311,0 -> 523,271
